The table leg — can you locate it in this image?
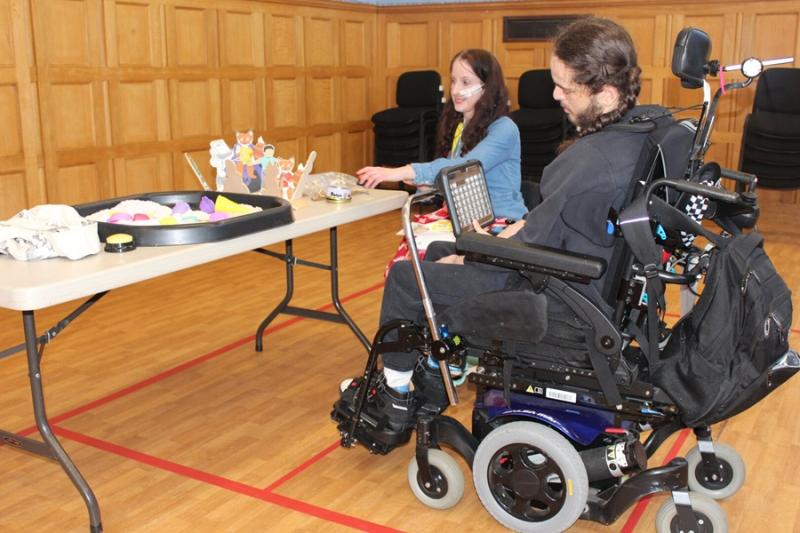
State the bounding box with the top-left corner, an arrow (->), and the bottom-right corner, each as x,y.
255,239 -> 295,351
328,227 -> 371,351
22,311 -> 103,533
254,227 -> 371,353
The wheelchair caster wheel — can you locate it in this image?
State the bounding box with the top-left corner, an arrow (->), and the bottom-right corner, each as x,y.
408,449 -> 464,510
472,421 -> 589,532
686,443 -> 745,500
655,492 -> 727,533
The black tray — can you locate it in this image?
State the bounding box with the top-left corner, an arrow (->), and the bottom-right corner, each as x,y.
75,191 -> 293,246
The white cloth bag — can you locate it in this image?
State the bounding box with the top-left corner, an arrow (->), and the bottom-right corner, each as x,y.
0,204 -> 101,261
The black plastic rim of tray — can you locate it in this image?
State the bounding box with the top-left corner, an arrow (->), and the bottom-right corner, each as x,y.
74,191 -> 294,246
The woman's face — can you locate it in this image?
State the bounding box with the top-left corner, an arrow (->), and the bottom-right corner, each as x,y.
450,58 -> 484,122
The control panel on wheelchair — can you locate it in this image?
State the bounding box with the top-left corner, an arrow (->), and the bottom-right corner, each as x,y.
332,26 -> 797,533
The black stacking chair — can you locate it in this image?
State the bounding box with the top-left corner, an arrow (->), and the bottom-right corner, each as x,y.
372,70 -> 443,167
509,69 -> 568,208
739,68 -> 800,189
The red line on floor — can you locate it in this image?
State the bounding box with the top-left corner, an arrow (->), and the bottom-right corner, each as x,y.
54,426 -> 403,533
16,280 -> 386,437
12,280 -> 392,528
263,440 -> 342,492
620,428 -> 692,533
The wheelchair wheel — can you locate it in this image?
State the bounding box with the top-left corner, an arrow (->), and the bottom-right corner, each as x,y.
472,421 -> 589,532
655,492 -> 728,533
407,449 -> 464,510
685,443 -> 746,500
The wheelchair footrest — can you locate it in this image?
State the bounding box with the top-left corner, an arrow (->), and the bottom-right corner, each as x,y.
331,399 -> 412,455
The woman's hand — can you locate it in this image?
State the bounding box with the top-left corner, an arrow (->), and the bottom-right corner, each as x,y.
472,220 -> 490,235
496,219 -> 525,239
356,165 -> 415,188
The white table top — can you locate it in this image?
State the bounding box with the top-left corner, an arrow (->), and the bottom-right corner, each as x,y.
0,189 -> 408,311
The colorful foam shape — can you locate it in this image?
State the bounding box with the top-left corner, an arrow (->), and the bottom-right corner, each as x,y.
214,195 -> 252,215
199,196 -> 215,213
108,212 -> 132,223
209,211 -> 230,222
172,201 -> 190,215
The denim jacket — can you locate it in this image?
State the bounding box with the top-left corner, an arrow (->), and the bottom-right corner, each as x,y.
410,116 -> 527,220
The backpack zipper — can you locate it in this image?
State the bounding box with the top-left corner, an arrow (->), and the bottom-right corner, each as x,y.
768,311 -> 788,342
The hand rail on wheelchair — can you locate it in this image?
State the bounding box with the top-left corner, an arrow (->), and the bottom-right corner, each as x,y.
401,190 -> 459,406
645,178 -> 741,205
641,177 -> 760,246
721,167 -> 757,193
691,54 -> 794,171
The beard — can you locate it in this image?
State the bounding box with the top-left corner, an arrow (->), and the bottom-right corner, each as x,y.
571,98 -> 605,133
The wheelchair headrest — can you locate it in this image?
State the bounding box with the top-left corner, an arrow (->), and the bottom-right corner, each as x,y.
672,27 -> 711,89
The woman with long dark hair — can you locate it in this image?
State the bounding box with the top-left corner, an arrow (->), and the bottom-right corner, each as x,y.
357,49 -> 527,220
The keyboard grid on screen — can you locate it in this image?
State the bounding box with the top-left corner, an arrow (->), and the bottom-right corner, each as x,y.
451,173 -> 492,228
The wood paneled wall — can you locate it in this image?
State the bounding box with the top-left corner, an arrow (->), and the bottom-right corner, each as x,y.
0,0 -> 376,218
1,0 -> 799,219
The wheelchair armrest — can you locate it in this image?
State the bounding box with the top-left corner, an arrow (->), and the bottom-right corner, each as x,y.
648,178 -> 760,230
455,232 -> 606,284
721,167 -> 756,191
656,179 -> 740,204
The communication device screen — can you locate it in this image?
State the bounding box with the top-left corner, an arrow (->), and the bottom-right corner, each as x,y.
437,160 -> 495,237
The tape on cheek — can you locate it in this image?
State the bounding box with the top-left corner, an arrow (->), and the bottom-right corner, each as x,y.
456,85 -> 484,98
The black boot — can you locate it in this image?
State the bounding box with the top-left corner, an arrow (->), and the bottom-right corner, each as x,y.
338,376 -> 418,432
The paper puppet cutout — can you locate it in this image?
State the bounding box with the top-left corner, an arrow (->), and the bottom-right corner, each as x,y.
254,136 -> 266,162
223,160 -> 251,194
259,141 -> 278,169
232,130 -> 261,192
200,133 -> 314,200
262,163 -> 281,197
209,139 -> 233,191
277,157 -> 295,199
290,151 -> 317,200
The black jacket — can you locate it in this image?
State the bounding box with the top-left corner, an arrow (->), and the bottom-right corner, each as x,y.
513,107 -> 654,309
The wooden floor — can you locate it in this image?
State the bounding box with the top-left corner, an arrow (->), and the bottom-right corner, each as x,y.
1,205 -> 798,532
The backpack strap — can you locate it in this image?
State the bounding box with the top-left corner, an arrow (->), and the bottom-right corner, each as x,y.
583,326 -> 625,408
620,193 -> 734,368
619,196 -> 668,369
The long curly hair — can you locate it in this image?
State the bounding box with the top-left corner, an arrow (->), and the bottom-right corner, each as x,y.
436,49 -> 510,157
553,17 -> 641,137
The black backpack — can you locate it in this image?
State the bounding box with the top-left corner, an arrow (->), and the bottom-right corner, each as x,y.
606,105 -> 696,189
651,230 -> 795,427
601,106 -> 697,305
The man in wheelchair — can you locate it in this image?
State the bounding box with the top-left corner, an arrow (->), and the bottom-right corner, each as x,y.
339,17 -> 650,432
333,16 -> 797,533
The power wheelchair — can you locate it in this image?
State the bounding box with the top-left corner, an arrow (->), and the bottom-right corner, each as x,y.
331,28 -> 798,532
